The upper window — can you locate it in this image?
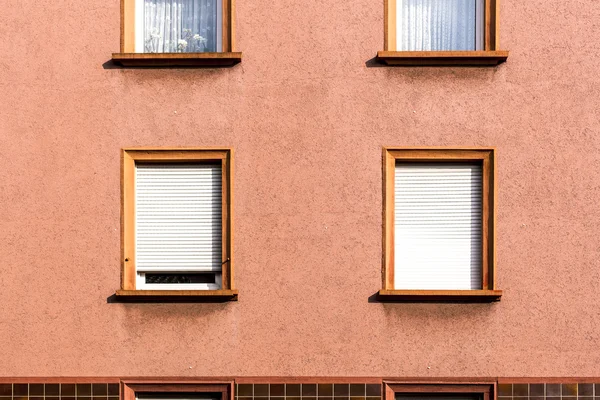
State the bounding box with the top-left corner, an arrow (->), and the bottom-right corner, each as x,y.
112,0 -> 240,66
379,148 -> 501,301
117,149 -> 236,300
396,0 -> 484,51
378,0 -> 508,65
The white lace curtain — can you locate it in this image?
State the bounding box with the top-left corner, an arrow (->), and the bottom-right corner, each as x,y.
397,0 -> 483,51
144,0 -> 221,53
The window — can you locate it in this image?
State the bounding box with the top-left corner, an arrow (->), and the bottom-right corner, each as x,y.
379,148 -> 501,301
117,149 -> 236,300
377,0 -> 508,65
112,0 -> 241,66
384,382 -> 495,400
121,381 -> 232,400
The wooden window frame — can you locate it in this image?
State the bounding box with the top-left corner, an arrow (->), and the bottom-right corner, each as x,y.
377,0 -> 508,66
116,148 -> 237,301
111,0 -> 241,67
378,148 -> 501,302
122,381 -> 233,400
384,382 -> 495,400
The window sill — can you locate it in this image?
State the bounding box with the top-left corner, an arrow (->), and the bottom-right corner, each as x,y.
115,289 -> 238,302
377,289 -> 502,302
111,52 -> 242,67
376,51 -> 508,66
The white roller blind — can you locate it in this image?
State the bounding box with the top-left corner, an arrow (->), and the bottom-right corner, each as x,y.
135,163 -> 222,273
394,162 -> 482,290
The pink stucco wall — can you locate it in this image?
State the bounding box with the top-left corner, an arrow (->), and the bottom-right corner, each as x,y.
0,0 -> 599,379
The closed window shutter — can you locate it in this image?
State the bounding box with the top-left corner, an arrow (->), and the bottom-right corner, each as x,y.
394,162 -> 482,290
135,163 -> 222,284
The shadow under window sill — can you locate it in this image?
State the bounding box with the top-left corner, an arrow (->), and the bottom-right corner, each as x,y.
111,52 -> 242,67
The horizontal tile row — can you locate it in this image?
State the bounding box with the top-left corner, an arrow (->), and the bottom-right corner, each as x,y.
498,384 -> 600,397
235,384 -> 381,399
0,384 -> 119,398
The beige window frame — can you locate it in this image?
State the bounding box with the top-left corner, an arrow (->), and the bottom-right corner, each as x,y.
379,148 -> 501,302
377,0 -> 509,66
112,0 -> 241,67
116,148 -> 236,300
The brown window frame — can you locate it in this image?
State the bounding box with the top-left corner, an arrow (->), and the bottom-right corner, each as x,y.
377,0 -> 508,66
122,381 -> 233,400
112,0 -> 241,67
116,148 -> 237,300
379,148 -> 501,302
384,382 -> 495,400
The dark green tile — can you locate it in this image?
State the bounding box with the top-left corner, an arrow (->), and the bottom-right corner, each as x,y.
238,385 -> 253,397
530,384 -> 544,396
271,385 -> 285,397
318,385 -> 333,397
287,386 -> 301,397
77,385 -> 92,397
547,385 -> 561,396
498,385 -> 512,397
255,385 -> 269,397
107,385 -> 119,396
563,385 -> 578,396
580,385 -> 594,396
366,386 -> 381,397
14,385 -> 28,396
350,386 -> 365,397
0,386 -> 11,396
514,385 -> 528,396
62,385 -> 76,396
334,385 -> 349,397
93,385 -> 107,396
303,385 -> 317,396
30,385 -> 44,396
46,384 -> 60,396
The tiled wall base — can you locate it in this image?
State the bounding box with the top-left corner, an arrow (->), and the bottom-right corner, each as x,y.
498,384 -> 599,400
2,381 -> 600,400
0,383 -> 120,400
235,383 -> 382,400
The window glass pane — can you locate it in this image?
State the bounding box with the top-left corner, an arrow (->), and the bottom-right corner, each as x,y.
143,0 -> 222,53
396,0 -> 483,51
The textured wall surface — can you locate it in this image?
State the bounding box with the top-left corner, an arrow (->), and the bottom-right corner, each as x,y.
0,0 -> 599,378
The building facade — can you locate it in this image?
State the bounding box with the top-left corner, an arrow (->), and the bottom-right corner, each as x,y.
1,0 -> 600,398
